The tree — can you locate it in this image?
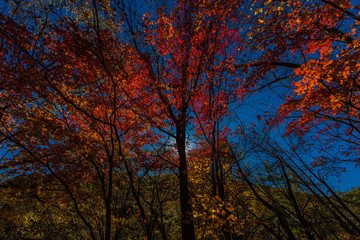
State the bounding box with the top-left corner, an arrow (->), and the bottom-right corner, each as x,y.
188,140 -> 238,239
119,0 -> 248,239
226,125 -> 360,239
0,1 -> 158,239
246,0 -> 360,166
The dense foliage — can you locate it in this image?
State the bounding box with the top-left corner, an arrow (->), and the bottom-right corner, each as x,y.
0,0 -> 359,239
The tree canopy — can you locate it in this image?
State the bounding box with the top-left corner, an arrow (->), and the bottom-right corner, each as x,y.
0,0 -> 359,239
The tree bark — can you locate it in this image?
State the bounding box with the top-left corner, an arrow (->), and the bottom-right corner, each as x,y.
176,122 -> 196,240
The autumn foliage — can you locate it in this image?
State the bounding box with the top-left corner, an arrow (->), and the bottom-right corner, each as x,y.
0,0 -> 360,239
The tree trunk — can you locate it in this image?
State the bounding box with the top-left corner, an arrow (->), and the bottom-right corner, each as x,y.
105,157 -> 113,240
176,123 -> 196,240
